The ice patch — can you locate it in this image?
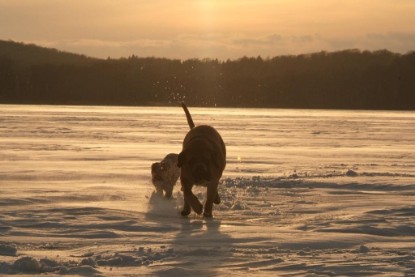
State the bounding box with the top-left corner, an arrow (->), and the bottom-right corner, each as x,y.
359,245 -> 370,253
0,243 -> 17,256
59,265 -> 102,276
346,169 -> 358,177
12,257 -> 41,273
154,267 -> 196,277
0,256 -> 103,276
230,201 -> 247,211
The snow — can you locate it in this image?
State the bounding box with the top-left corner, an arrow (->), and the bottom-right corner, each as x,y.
0,104 -> 414,276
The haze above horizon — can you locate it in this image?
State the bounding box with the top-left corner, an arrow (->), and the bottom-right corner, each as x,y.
1,0 -> 414,59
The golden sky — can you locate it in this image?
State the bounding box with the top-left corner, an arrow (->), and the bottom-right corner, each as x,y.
1,0 -> 414,59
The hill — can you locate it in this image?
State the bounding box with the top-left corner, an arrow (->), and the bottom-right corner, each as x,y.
0,40 -> 99,67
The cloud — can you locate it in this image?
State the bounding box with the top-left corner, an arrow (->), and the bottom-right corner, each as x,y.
233,34 -> 283,46
2,1 -> 415,59
28,31 -> 415,60
31,38 -> 174,58
365,32 -> 415,52
324,32 -> 415,53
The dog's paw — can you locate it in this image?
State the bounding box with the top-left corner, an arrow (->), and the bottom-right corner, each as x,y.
194,203 -> 203,215
203,212 -> 213,218
213,194 -> 221,205
181,209 -> 191,217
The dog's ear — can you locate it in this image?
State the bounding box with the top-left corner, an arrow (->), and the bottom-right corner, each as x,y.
177,151 -> 186,168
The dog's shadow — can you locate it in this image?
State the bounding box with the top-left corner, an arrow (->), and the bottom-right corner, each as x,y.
145,191 -> 234,276
167,216 -> 233,276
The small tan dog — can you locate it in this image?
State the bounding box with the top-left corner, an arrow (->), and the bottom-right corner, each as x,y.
151,153 -> 180,199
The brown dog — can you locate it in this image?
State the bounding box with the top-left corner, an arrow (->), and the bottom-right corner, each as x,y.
178,103 -> 226,218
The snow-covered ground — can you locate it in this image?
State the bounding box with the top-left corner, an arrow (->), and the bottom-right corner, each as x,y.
0,104 -> 414,276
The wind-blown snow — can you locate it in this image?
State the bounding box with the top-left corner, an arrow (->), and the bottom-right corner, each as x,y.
0,105 -> 414,276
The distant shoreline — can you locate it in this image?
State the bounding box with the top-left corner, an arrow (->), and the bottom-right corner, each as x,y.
1,102 -> 413,112
1,40 -> 414,111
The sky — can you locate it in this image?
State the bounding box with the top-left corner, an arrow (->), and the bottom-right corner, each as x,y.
1,0 -> 415,60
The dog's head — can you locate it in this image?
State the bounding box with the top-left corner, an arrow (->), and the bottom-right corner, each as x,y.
151,162 -> 166,183
177,145 -> 219,184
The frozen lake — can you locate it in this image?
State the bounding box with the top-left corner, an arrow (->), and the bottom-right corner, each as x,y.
1,104 -> 414,276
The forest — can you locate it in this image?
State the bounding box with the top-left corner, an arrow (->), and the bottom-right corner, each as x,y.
1,40 -> 414,110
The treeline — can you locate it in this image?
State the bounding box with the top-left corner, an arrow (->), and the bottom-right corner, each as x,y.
1,40 -> 414,109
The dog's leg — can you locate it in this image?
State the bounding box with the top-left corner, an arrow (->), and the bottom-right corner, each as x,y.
155,187 -> 163,197
213,192 -> 221,204
165,188 -> 173,199
181,199 -> 191,216
204,181 -> 219,217
181,180 -> 203,216
180,179 -> 191,216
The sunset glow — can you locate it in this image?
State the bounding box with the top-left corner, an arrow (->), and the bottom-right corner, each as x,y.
1,0 -> 414,59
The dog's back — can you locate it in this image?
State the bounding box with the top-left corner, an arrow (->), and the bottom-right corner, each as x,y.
180,102 -> 226,163
183,125 -> 226,160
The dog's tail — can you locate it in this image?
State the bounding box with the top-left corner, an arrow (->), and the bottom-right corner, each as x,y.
181,102 -> 195,129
